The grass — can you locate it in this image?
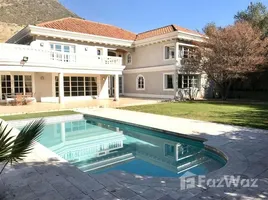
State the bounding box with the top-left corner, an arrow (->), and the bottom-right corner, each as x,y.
0,110 -> 79,121
120,101 -> 268,130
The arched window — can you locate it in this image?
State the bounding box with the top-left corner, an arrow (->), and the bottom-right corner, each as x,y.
136,75 -> 145,90
126,53 -> 132,64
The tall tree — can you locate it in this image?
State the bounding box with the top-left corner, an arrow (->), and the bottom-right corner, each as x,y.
235,2 -> 268,37
184,22 -> 268,100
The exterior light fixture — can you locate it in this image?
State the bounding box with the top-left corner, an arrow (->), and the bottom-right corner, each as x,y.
22,56 -> 29,62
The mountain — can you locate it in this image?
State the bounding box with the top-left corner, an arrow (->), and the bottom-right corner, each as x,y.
0,0 -> 79,42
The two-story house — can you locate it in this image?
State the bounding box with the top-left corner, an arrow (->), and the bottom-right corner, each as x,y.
0,17 -> 205,104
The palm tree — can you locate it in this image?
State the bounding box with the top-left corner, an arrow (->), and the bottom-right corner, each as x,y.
0,119 -> 45,175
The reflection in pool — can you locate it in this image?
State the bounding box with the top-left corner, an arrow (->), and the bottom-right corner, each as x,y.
38,116 -> 226,177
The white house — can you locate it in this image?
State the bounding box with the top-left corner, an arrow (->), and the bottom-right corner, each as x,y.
0,17 -> 205,103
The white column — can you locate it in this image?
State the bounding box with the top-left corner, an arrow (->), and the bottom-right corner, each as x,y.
61,122 -> 66,142
174,42 -> 180,98
58,72 -> 64,103
114,74 -> 119,101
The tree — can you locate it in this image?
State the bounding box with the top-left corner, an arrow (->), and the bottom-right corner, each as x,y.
0,119 -> 45,174
184,22 -> 268,100
235,2 -> 268,37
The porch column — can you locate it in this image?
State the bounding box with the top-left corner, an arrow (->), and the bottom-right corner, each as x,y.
174,42 -> 180,98
58,72 -> 64,103
114,74 -> 119,101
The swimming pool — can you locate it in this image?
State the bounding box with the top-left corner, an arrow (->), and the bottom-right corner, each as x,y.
38,116 -> 226,177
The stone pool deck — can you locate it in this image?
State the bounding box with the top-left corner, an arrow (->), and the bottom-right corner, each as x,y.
1,109 -> 268,200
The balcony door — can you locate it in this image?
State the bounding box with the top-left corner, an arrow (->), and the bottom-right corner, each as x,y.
108,75 -> 123,97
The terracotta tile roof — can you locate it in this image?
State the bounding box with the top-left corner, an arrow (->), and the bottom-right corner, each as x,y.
136,24 -> 203,40
37,18 -> 203,41
37,17 -> 137,40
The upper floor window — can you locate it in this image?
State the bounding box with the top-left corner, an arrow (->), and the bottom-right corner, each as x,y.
136,75 -> 145,90
50,44 -> 75,53
50,43 -> 76,62
126,53 -> 132,64
179,46 -> 195,59
164,45 -> 175,60
163,74 -> 174,90
97,48 -> 103,56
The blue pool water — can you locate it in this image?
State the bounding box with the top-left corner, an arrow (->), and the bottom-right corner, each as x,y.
38,116 -> 226,177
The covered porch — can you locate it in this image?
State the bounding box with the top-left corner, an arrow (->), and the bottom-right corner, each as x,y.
0,71 -> 123,104
0,97 -> 159,115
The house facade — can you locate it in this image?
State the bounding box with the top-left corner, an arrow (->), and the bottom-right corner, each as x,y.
0,17 -> 205,103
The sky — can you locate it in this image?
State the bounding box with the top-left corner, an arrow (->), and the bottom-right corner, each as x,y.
59,0 -> 268,33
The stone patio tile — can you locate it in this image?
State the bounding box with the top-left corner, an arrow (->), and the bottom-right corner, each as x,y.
66,176 -> 104,194
125,184 -> 150,194
140,188 -> 165,200
128,195 -> 147,200
88,188 -> 113,200
9,185 -> 38,200
157,195 -> 175,200
28,180 -> 56,196
91,173 -> 121,187
107,187 -> 137,200
38,189 -> 65,200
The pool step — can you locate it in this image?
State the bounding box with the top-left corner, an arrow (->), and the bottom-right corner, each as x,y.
76,153 -> 135,172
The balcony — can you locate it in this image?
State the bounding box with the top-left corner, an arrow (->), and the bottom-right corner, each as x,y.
0,43 -> 124,72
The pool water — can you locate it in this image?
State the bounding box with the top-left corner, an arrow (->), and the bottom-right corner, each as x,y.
38,116 -> 226,177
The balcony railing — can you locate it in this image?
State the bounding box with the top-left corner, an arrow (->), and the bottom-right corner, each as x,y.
0,43 -> 123,68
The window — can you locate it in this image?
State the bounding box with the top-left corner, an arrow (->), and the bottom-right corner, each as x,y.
55,76 -> 98,97
178,75 -> 199,88
136,75 -> 145,90
1,75 -> 33,99
97,48 -> 103,56
126,53 -> 132,64
25,75 -> 32,93
164,45 -> 175,60
50,43 -> 76,62
14,75 -> 24,94
164,74 -> 174,90
165,144 -> 175,157
1,75 -> 11,99
179,46 -> 195,59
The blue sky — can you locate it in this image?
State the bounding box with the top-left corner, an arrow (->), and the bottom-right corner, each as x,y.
60,0 -> 268,33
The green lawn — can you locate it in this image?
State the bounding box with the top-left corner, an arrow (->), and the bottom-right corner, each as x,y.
120,102 -> 268,129
0,110 -> 79,121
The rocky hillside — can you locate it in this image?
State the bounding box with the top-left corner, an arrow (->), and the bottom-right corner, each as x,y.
0,0 -> 79,42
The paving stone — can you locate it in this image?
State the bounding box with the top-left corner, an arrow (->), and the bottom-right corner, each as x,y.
29,180 -> 56,196
140,188 -> 165,200
108,187 -> 137,200
128,195 -> 147,200
88,188 -> 113,199
125,184 -> 150,194
38,189 -> 65,200
158,195 -> 175,200
67,176 -> 104,194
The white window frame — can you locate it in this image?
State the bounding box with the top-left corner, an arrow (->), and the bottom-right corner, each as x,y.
163,73 -> 174,91
163,44 -> 175,60
126,53 -> 132,65
136,74 -> 145,90
0,73 -> 34,100
178,74 -> 199,89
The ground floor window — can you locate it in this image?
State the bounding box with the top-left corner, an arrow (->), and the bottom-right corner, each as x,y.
1,75 -> 32,99
136,75 -> 145,90
164,74 -> 174,90
55,76 -> 98,97
178,75 -> 199,88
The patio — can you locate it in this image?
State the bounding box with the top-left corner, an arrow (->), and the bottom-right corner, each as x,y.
1,109 -> 268,200
0,97 -> 159,115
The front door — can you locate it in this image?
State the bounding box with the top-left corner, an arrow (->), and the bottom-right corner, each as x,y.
108,75 -> 123,97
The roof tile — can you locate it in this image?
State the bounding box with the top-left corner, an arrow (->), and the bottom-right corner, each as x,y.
37,17 -> 203,41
